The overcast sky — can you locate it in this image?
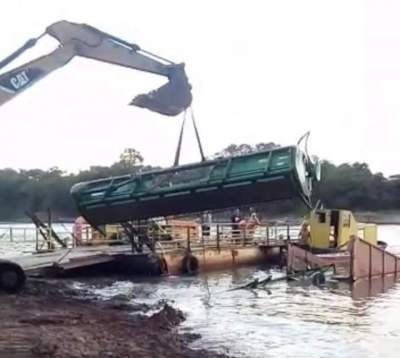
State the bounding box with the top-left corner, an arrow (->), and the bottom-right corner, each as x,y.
0,0 -> 398,176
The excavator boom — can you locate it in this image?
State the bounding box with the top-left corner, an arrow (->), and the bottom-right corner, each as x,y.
0,20 -> 192,116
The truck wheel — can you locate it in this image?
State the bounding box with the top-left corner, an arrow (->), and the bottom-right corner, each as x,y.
0,261 -> 26,293
311,271 -> 326,286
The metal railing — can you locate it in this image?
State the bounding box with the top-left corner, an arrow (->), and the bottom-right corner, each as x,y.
0,221 -> 302,253
0,225 -> 73,253
149,222 -> 300,252
0,226 -> 71,243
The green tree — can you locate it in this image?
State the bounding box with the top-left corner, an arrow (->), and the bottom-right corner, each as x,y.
215,142 -> 280,158
0,144 -> 397,221
119,148 -> 144,168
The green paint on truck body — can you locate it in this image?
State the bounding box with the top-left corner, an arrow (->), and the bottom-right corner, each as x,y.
71,145 -> 319,225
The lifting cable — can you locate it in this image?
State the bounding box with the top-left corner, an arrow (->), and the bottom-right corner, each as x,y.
173,110 -> 187,167
190,107 -> 206,163
173,107 -> 206,167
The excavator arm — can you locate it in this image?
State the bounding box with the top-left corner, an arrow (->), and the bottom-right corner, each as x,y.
0,20 -> 192,116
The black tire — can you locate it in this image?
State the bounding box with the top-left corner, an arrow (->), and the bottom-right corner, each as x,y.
0,261 -> 26,293
312,271 -> 326,286
181,254 -> 199,275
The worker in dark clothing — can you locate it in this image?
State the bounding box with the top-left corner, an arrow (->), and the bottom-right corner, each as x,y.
202,211 -> 212,241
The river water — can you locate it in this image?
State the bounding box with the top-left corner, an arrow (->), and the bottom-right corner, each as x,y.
1,225 -> 400,357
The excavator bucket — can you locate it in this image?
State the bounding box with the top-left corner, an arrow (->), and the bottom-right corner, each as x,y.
130,64 -> 192,116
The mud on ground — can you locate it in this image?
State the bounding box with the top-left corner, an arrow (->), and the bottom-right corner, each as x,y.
0,280 -> 228,358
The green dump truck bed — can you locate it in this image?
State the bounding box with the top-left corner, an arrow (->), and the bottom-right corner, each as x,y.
71,145 -> 319,225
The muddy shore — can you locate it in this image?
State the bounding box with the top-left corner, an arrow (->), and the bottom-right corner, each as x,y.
0,280 -> 229,358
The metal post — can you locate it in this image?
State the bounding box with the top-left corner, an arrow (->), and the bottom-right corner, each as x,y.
23,228 -> 27,242
382,250 -> 385,278
266,225 -> 270,246
48,208 -> 52,249
279,246 -> 283,268
9,227 -> 13,242
304,249 -> 308,269
131,229 -> 135,254
350,239 -> 355,281
369,244 -> 372,280
201,222 -> 205,248
137,219 -> 143,253
286,225 -> 290,241
216,225 -> 220,252
35,228 -> 39,251
186,226 -> 191,251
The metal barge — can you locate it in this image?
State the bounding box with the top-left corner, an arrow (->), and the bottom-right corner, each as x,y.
1,209 -> 399,292
3,221 -> 292,277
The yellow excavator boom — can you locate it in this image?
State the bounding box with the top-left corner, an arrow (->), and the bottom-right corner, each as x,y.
0,20 -> 192,116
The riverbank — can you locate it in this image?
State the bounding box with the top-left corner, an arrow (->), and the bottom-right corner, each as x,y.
0,279 -> 228,358
2,209 -> 400,227
355,211 -> 400,225
264,210 -> 400,225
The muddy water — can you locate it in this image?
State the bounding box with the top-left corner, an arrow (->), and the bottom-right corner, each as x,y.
76,267 -> 400,358
1,225 -> 400,358
78,225 -> 400,358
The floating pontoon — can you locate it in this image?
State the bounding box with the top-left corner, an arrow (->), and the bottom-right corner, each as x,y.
71,145 -> 320,226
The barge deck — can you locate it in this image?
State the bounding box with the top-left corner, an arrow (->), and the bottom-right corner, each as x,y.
3,222 -> 296,281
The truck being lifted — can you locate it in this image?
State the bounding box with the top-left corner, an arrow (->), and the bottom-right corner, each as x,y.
0,20 -> 192,116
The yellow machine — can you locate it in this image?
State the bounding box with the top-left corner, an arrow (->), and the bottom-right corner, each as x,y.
0,20 -> 192,116
306,209 -> 377,249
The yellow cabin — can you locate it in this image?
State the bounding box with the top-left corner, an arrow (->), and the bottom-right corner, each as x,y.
307,209 -> 377,249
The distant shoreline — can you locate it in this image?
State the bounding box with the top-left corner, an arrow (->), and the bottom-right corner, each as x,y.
264,210 -> 400,226
355,211 -> 400,225
0,218 -> 75,225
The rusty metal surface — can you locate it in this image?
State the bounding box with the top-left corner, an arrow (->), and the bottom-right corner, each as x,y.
287,244 -> 333,272
287,244 -> 351,278
352,238 -> 400,280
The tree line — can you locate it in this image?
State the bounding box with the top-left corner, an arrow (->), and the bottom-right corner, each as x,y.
0,145 -> 398,221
